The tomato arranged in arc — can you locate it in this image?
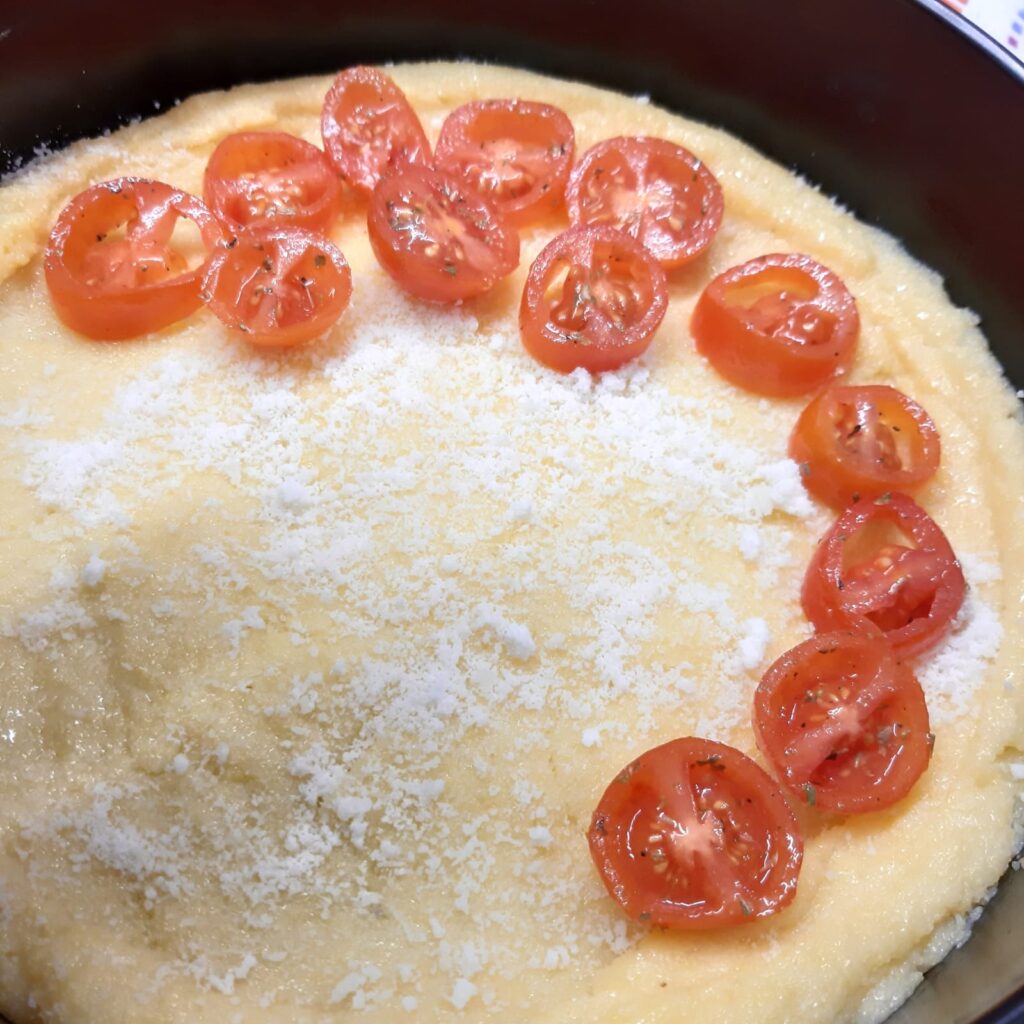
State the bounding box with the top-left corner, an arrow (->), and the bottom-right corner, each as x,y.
790,384 -> 941,508
434,99 -> 575,226
367,164 -> 520,303
519,224 -> 668,374
801,493 -> 965,659
320,65 -> 431,195
201,228 -> 352,348
691,252 -> 859,397
44,177 -> 226,341
754,626 -> 933,813
203,131 -> 343,233
565,136 -> 724,268
588,737 -> 803,929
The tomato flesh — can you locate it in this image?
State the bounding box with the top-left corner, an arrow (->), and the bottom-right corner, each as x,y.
203,131 -> 342,233
790,385 -> 941,507
754,626 -> 932,813
801,493 -> 965,659
566,136 -> 723,267
588,737 -> 802,929
367,164 -> 519,303
201,228 -> 352,348
44,177 -> 226,341
691,253 -> 859,396
320,65 -> 431,195
434,99 -> 575,226
844,543 -> 949,631
519,224 -> 668,373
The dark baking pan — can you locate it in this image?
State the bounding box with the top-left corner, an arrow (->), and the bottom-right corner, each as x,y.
0,0 -> 1021,1021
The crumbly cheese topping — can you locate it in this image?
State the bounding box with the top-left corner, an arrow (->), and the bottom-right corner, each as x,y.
916,556 -> 1004,725
0,263 -> 1004,1014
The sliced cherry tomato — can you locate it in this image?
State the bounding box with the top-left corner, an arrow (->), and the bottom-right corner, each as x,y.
203,131 -> 342,233
44,177 -> 226,341
434,99 -> 575,226
588,737 -> 802,929
754,626 -> 933,813
691,253 -> 859,397
801,493 -> 965,659
367,164 -> 519,303
519,224 -> 668,374
201,228 -> 352,348
320,65 -> 431,195
565,136 -> 723,268
790,384 -> 941,508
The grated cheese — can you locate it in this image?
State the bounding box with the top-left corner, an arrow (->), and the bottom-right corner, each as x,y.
0,257 -> 1006,1019
916,558 -> 1004,724
80,554 -> 107,588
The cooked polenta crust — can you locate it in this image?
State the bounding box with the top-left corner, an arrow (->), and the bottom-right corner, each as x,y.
0,63 -> 1022,1024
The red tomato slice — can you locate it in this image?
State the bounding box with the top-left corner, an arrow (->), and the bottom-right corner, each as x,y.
201,229 -> 352,348
754,626 -> 933,813
691,253 -> 859,397
320,65 -> 431,195
434,99 -> 575,226
790,384 -> 941,508
367,164 -> 519,303
588,737 -> 802,929
44,177 -> 226,341
203,131 -> 342,233
519,224 -> 668,373
565,136 -> 723,268
801,493 -> 965,659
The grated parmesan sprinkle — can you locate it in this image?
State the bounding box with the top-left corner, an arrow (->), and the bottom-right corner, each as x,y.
0,265 -> 1005,1017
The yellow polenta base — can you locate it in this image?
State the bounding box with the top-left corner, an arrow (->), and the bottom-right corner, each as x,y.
0,63 -> 1022,1024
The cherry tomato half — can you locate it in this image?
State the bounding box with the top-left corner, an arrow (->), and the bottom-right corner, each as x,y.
44,177 -> 226,341
519,224 -> 668,374
790,384 -> 941,508
367,164 -> 519,303
434,99 -> 575,226
203,131 -> 342,234
320,65 -> 431,195
588,737 -> 802,929
801,493 -> 965,659
754,626 -> 933,813
201,228 -> 352,348
691,253 -> 859,397
566,136 -> 724,268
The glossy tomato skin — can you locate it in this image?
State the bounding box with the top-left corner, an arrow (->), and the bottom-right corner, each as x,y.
320,66 -> 431,195
44,177 -> 226,341
754,626 -> 933,813
434,99 -> 575,226
691,253 -> 859,397
367,164 -> 519,303
566,136 -> 723,268
202,228 -> 352,348
519,224 -> 668,374
588,737 -> 803,929
203,131 -> 342,233
790,384 -> 940,508
801,493 -> 965,659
